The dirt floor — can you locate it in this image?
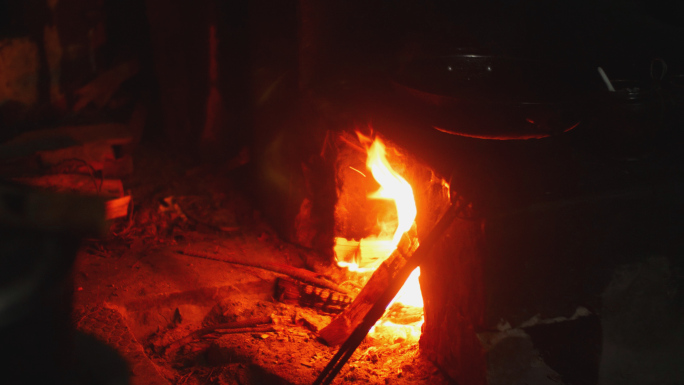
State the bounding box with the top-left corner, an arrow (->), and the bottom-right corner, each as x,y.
71,146 -> 453,385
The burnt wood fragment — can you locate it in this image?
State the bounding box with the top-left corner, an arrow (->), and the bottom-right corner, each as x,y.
275,277 -> 352,314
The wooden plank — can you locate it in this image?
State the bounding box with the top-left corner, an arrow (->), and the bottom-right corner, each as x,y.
6,123 -> 132,146
38,142 -> 115,170
105,195 -> 131,220
0,136 -> 79,160
0,123 -> 132,160
14,175 -> 124,197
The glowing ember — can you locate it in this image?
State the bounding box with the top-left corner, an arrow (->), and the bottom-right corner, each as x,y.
334,133 -> 424,342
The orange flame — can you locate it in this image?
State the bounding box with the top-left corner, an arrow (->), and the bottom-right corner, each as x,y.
334,133 -> 424,342
334,135 -> 417,272
365,137 -> 417,249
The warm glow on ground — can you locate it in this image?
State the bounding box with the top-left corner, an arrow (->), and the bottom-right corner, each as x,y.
334,133 -> 424,342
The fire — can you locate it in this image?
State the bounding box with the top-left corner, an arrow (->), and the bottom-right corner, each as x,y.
392,266 -> 423,308
365,137 -> 417,249
334,133 -> 423,342
334,135 -> 417,272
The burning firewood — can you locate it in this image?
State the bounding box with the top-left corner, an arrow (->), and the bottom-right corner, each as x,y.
317,233 -> 418,346
314,199 -> 464,385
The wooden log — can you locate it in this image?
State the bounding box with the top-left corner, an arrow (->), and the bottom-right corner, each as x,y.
419,216 -> 487,385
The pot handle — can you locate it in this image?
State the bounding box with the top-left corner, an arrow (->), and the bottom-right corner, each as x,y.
651,58 -> 668,81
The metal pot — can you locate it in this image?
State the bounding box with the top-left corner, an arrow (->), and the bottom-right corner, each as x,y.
391,54 -> 594,139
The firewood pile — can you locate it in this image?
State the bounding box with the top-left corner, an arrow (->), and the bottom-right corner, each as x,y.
0,123 -> 134,221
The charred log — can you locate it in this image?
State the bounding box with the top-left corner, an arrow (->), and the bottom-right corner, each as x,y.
275,277 -> 353,314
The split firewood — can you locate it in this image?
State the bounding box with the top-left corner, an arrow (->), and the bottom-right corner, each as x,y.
317,234 -> 418,346
314,200 -> 464,385
164,316 -> 272,354
275,277 -> 353,314
177,247 -> 350,294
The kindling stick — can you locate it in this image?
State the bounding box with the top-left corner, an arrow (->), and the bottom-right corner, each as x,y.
177,248 -> 350,294
164,316 -> 272,353
312,199 -> 464,385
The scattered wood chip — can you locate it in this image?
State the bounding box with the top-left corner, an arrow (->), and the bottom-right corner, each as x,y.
296,317 -> 319,333
106,196 -> 131,220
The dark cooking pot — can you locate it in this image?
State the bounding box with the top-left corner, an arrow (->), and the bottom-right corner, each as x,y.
391,54 -> 595,139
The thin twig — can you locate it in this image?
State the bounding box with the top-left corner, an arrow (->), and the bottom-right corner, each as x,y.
164,316 -> 272,353
210,325 -> 275,335
177,248 -> 349,294
177,369 -> 195,385
338,135 -> 366,154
